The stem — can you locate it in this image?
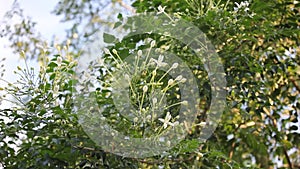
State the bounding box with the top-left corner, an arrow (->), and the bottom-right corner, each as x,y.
290,78 -> 300,93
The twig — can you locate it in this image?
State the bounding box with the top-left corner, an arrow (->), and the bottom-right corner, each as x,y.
265,110 -> 293,169
135,154 -> 195,165
290,78 -> 300,93
116,0 -> 136,14
283,146 -> 293,169
229,123 -> 243,159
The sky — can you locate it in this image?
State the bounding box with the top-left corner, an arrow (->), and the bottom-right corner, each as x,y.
0,1 -> 134,164
0,0 -> 134,88
0,1 -> 64,166
0,0 -> 69,109
0,0 -> 135,108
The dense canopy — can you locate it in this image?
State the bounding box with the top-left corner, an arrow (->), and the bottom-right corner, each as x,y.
0,0 -> 299,168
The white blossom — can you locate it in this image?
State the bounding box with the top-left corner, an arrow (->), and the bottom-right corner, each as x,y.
234,1 -> 250,12
152,55 -> 168,67
96,58 -> 105,66
158,112 -> 174,129
157,5 -> 166,14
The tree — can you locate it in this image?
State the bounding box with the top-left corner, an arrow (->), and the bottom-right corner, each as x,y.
0,0 -> 299,168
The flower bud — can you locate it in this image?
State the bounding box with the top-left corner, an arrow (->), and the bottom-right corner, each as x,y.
152,69 -> 157,76
143,85 -> 148,92
124,74 -> 130,81
57,57 -> 62,64
175,75 -> 183,81
137,50 -> 142,57
172,63 -> 179,69
180,78 -> 187,83
168,79 -> 174,86
182,100 -> 188,105
103,48 -> 110,54
152,97 -> 157,104
150,40 -> 156,47
112,49 -> 118,55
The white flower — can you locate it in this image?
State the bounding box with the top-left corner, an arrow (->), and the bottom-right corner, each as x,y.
157,5 -> 166,14
158,112 -> 174,129
96,58 -> 105,66
234,1 -> 250,11
153,55 -> 168,67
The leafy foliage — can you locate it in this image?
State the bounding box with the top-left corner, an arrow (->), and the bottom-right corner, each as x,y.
0,0 -> 300,168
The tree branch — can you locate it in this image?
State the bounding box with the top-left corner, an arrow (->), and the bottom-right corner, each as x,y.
290,78 -> 300,93
116,0 -> 136,14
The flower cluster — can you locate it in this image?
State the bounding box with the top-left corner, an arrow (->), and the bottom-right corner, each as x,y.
234,1 -> 250,12
100,40 -> 188,135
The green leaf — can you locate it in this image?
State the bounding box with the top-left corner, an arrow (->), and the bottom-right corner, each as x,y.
103,33 -> 116,43
117,13 -> 123,20
172,139 -> 199,153
113,21 -> 122,29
